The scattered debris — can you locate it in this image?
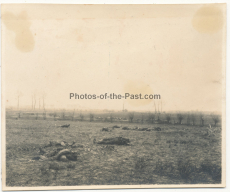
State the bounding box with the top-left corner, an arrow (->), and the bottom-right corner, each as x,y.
40,155 -> 48,160
137,128 -> 151,131
61,141 -> 66,146
55,149 -> 71,160
46,141 -> 63,147
32,155 -> 48,161
122,126 -> 130,130
154,127 -> 161,131
122,127 -> 151,131
32,141 -> 79,162
96,137 -> 130,145
46,149 -> 60,157
101,127 -> 109,132
61,124 -> 70,128
71,143 -> 84,148
112,125 -> 120,128
60,155 -> 68,162
32,156 -> 41,161
66,153 -> 78,161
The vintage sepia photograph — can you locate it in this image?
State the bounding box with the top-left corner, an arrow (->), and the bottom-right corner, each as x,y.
1,3 -> 226,190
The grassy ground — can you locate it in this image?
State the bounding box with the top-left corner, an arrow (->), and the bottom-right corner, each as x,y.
5,119 -> 222,186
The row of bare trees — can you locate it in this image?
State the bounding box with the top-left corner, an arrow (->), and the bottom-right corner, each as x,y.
54,110 -> 88,122
127,112 -> 220,127
16,90 -> 46,110
35,111 -> 47,120
31,93 -> 46,110
49,110 -> 220,127
59,110 -> 219,127
15,109 -> 220,127
174,113 -> 219,127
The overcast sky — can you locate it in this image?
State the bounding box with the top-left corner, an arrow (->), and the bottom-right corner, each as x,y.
2,4 -> 225,112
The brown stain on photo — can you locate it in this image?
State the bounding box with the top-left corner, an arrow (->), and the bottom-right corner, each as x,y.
123,81 -> 154,107
192,5 -> 224,34
2,11 -> 35,52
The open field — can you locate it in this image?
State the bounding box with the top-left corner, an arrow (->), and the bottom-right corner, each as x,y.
5,117 -> 222,186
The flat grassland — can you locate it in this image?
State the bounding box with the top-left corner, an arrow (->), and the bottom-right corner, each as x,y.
5,118 -> 222,186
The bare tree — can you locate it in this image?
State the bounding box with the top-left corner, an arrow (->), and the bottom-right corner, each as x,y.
42,92 -> 46,110
43,110 -> 46,120
200,113 -> 204,127
53,112 -> 57,121
212,115 -> 220,127
141,113 -> 144,124
72,109 -> 75,121
16,90 -> 23,119
177,113 -> 183,124
80,113 -> 84,121
31,95 -> 33,110
148,113 -> 155,124
36,112 -> 38,120
110,113 -> 113,123
156,113 -> 161,123
31,92 -> 37,110
17,91 -> 23,110
62,109 -> 65,120
39,97 -> 41,110
90,113 -> 94,122
129,112 -> 134,123
161,100 -> 163,113
190,113 -> 196,126
153,100 -> 157,114
34,97 -> 36,110
186,113 -> 191,125
166,113 -> 171,124
158,100 -> 160,113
